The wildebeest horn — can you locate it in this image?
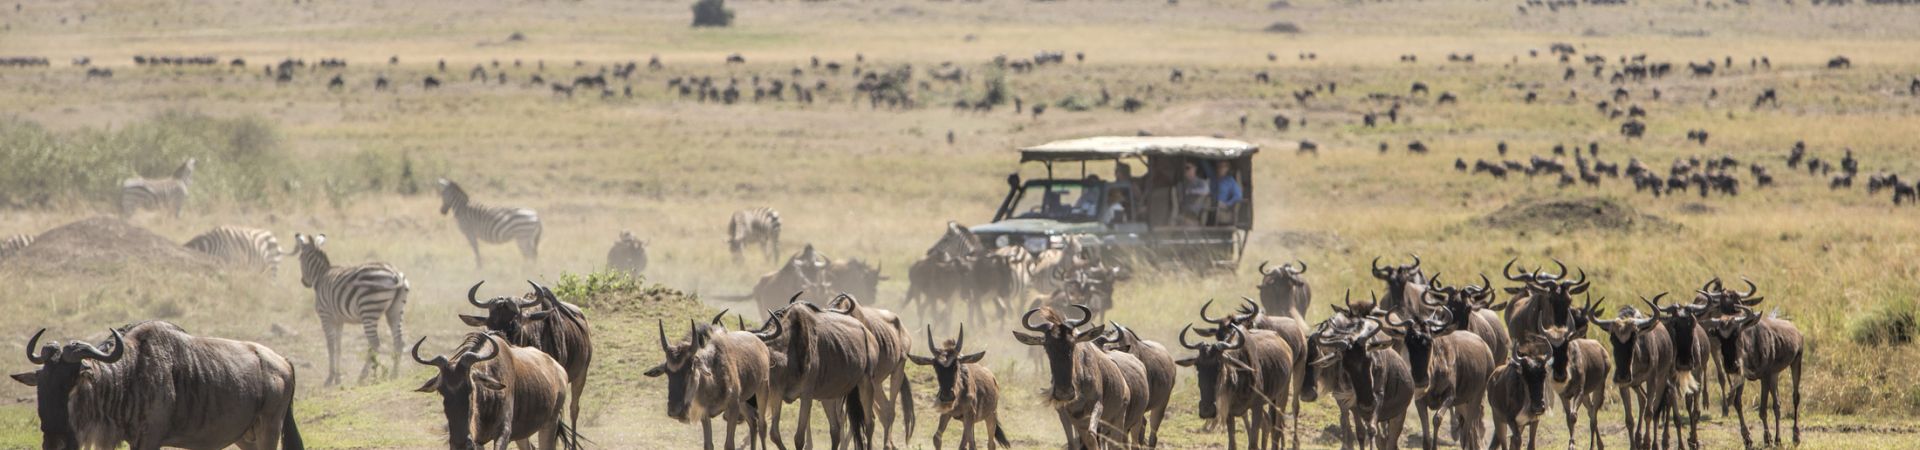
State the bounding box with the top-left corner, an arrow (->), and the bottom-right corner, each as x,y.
1179,324 -> 1204,350
1569,268 -> 1588,288
1222,325 -> 1248,350
1476,274 -> 1493,292
1066,304 -> 1093,327
710,309 -> 730,326
69,329 -> 123,363
753,313 -> 783,341
1384,313 -> 1414,330
1429,272 -> 1444,288
1258,260 -> 1271,275
1551,258 -> 1568,280
1738,277 -> 1758,298
1236,297 -> 1263,320
1406,253 -> 1421,271
1371,256 -> 1385,274
1420,290 -> 1446,307
828,293 -> 856,314
956,323 -> 966,352
1503,258 -> 1530,282
925,325 -> 939,354
1293,259 -> 1307,274
1022,308 -> 1049,332
410,337 -> 446,367
462,337 -> 498,364
24,329 -> 50,365
657,319 -> 672,353
526,280 -> 554,306
1352,318 -> 1382,345
1199,299 -> 1226,325
1343,290 -> 1355,312
1703,277 -> 1724,292
787,291 -> 805,304
467,281 -> 490,308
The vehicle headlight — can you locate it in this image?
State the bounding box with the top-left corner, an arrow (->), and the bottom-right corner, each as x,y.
1023,237 -> 1048,254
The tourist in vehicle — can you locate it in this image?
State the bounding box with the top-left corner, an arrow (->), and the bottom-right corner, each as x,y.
1100,188 -> 1130,225
1179,160 -> 1211,224
1212,160 -> 1243,225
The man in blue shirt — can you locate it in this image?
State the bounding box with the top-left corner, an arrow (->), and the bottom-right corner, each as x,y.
1213,160 -> 1243,208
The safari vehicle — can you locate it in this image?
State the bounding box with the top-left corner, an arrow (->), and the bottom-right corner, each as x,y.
970,136 -> 1262,270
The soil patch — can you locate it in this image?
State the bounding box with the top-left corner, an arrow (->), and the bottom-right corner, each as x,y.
1476,197 -> 1676,233
0,216 -> 216,274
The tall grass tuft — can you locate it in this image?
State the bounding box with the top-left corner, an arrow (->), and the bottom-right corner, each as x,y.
1849,297 -> 1916,346
0,111 -> 293,209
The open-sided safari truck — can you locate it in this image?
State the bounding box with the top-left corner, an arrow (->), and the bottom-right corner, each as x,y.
971,136 -> 1260,271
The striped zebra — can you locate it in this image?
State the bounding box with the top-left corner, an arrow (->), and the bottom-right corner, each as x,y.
437,179 -> 542,268
183,226 -> 283,275
1,234 -> 32,259
119,158 -> 195,217
727,207 -> 781,263
293,233 -> 410,386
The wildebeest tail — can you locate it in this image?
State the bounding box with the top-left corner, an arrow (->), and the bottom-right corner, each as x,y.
556,420 -> 590,450
283,404 -> 305,450
993,424 -> 1011,447
899,373 -> 916,440
845,390 -> 869,448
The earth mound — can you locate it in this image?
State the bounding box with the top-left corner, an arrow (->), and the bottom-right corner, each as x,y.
1,216 -> 216,274
1476,197 -> 1675,233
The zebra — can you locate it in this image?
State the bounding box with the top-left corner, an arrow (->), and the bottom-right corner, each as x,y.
606,230 -> 648,277
119,158 -> 195,217
293,233 -> 410,387
1,233 -> 32,259
437,179 -> 542,268
184,226 -> 284,275
727,207 -> 781,263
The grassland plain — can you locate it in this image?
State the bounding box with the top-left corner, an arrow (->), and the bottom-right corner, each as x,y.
4,0 -> 1920,448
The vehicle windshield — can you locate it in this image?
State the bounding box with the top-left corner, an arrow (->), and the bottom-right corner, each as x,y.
1011,181 -> 1105,222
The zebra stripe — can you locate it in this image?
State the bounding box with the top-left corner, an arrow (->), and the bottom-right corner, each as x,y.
728,207 -> 781,262
437,179 -> 541,267
183,226 -> 282,275
119,158 -> 195,217
1,234 -> 32,259
294,233 -> 409,385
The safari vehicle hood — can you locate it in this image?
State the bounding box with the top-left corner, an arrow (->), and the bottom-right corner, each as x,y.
970,218 -> 1105,236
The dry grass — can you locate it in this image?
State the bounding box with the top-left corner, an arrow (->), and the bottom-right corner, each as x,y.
5,0 -> 1920,448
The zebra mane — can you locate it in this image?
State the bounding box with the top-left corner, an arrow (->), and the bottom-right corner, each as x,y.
173,158 -> 196,181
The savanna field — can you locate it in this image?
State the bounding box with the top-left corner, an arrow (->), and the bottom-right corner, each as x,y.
4,0 -> 1920,448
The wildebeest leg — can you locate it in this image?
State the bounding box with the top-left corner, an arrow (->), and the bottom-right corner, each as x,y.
704,418 -> 716,450
1417,405 -> 1433,450
495,421 -> 514,450
727,413 -> 740,450
1616,386 -> 1636,448
357,318 -> 383,382
1490,416 -> 1507,450
1457,403 -> 1485,450
934,414 -> 951,450
322,318 -> 343,386
1686,385 -> 1700,450
772,406 -> 789,450
1526,421 -> 1538,450
538,419 -> 560,450
1584,393 -> 1602,450
1791,356 -> 1803,446
1761,375 -> 1780,446
1150,397 -> 1168,449
1730,380 -> 1751,449
876,374 -> 897,450
1227,409 -> 1241,450
796,398 -> 814,450
961,417 -> 976,450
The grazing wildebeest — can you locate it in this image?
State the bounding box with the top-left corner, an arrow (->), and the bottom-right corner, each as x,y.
646,313 -> 777,450
1706,306 -> 1804,448
1012,305 -> 1132,449
424,76 -> 441,89
118,158 -> 195,218
1380,312 -> 1494,450
607,230 -> 649,277
1594,301 -> 1679,450
1095,323 -> 1175,448
1411,82 -> 1429,95
1176,323 -> 1293,450
761,298 -> 881,450
729,207 -> 783,263
1827,56 -> 1850,69
1620,120 -> 1646,139
412,333 -> 572,450
909,325 -> 1009,450
460,281 -> 594,428
12,322 -> 303,450
827,294 -> 916,450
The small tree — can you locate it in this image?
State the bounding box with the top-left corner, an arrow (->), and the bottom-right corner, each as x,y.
692,0 -> 734,27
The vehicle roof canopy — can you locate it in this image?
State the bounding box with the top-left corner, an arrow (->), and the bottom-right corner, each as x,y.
1019,136 -> 1262,162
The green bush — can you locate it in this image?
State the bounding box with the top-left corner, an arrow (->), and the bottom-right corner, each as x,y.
692,0 -> 734,27
1849,297 -> 1916,346
553,270 -> 698,313
0,111 -> 292,209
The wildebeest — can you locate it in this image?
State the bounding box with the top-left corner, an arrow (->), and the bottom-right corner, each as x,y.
461,281 -> 594,428
1208,296 -> 1310,449
1620,120 -> 1646,139
1594,301 -> 1679,449
908,325 -> 1008,450
1095,323 -> 1176,448
1303,303 -> 1412,450
1424,274 -> 1512,364
607,230 -> 649,277
1487,351 -> 1551,450
1176,323 -> 1293,450
646,313 -> 777,450
1498,259 -> 1584,348
1827,55 -> 1851,69
761,298 -> 882,450
412,333 -> 573,450
1647,296 -> 1713,449
1706,306 -> 1804,448
1012,305 -> 1132,449
1541,296 -> 1611,450
12,322 -> 303,450
826,294 -> 916,449
1380,311 -> 1493,450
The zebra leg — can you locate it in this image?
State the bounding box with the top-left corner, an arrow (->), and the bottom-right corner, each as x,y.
520,236 -> 539,264
468,234 -> 485,269
358,319 -> 382,383
386,299 -> 408,379
322,319 -> 343,386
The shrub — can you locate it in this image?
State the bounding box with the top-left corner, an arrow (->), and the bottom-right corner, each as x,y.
692,0 -> 734,27
0,111 -> 292,209
553,270 -> 699,313
1849,297 -> 1916,346
1264,21 -> 1302,34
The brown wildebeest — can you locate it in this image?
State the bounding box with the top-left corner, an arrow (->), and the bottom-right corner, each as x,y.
1487,351 -> 1551,450
1095,323 -> 1175,448
1380,312 -> 1494,450
1594,300 -> 1678,450
1497,259 -> 1587,350
411,332 -> 572,450
1706,306 -> 1804,448
827,294 -> 916,449
460,281 -> 594,428
1302,302 -> 1412,450
1542,298 -> 1611,450
1423,273 -> 1512,364
1012,305 -> 1131,449
607,230 -> 649,276
1372,255 -> 1432,322
1176,323 -> 1293,450
760,297 -> 881,450
908,325 -> 1009,450
12,322 -> 303,450
1212,297 -> 1308,449
645,313 -> 778,450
